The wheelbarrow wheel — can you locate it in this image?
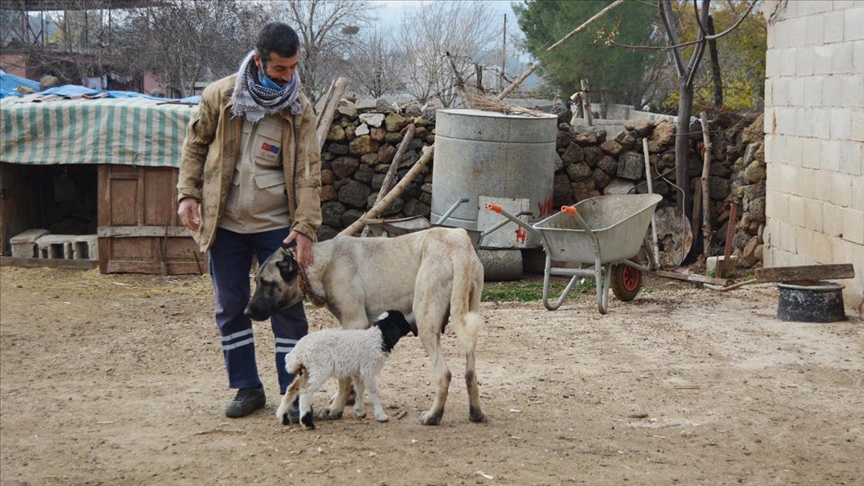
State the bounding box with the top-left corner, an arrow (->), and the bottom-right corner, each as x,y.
611,240 -> 652,302
610,263 -> 642,302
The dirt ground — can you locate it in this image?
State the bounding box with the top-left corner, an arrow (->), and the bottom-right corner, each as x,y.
1,266 -> 862,486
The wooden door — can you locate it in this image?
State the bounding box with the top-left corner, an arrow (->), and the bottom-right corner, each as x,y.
0,163 -> 39,255
97,165 -> 205,274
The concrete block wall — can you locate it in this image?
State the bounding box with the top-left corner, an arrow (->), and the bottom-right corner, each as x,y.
763,0 -> 864,309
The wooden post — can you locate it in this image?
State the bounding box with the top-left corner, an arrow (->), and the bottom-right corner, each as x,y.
580,79 -> 592,126
642,138 -> 659,268
699,111 -> 712,258
500,13 -> 507,93
315,77 -> 348,150
718,201 -> 737,277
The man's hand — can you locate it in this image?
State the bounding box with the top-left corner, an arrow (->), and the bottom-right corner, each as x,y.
284,230 -> 314,269
178,198 -> 201,232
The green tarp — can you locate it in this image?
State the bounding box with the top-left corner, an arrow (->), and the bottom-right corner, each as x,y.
0,97 -> 197,168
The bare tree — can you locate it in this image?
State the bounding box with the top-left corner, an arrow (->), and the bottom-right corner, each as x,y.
115,0 -> 263,97
398,0 -> 500,106
342,27 -> 406,98
266,0 -> 374,104
658,0 -> 756,220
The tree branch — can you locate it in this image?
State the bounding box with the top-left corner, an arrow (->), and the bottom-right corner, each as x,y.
659,0 -> 686,77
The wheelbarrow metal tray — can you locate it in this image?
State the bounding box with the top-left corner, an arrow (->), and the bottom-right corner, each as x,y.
534,194 -> 662,264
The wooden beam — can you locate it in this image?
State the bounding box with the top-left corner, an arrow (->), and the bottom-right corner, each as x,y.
755,264 -> 855,283
655,270 -> 730,286
97,226 -> 191,238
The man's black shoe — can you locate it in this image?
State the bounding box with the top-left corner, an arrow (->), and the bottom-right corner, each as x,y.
225,386 -> 266,418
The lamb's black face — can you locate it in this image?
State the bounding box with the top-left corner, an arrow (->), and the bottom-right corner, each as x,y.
245,248 -> 305,321
375,310 -> 417,353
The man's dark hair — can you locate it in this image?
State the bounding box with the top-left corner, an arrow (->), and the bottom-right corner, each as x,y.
256,22 -> 300,61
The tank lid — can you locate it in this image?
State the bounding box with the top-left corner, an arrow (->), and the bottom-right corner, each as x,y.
437,108 -> 558,121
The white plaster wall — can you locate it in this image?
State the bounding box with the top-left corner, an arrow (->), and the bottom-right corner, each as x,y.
763,0 -> 864,310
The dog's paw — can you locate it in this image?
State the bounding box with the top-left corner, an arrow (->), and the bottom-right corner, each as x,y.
353,406 -> 367,419
316,407 -> 344,421
419,410 -> 443,426
469,405 -> 487,423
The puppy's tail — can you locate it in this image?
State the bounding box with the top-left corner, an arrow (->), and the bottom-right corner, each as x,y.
454,312 -> 483,354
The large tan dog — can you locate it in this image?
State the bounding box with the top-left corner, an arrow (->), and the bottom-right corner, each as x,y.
245,227 -> 487,426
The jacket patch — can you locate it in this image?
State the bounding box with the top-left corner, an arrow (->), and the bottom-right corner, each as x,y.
262,142 -> 281,155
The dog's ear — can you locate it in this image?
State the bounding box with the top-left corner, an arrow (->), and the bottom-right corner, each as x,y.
275,250 -> 298,280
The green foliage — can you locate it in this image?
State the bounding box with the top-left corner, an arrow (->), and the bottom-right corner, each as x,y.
514,0 -> 661,105
482,277 -> 595,302
658,0 -> 767,111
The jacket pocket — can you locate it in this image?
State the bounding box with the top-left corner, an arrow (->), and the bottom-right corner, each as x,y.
254,172 -> 289,215
251,121 -> 283,167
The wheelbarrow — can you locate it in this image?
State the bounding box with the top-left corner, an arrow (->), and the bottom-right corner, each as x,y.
486,194 -> 662,314
366,198 -> 531,249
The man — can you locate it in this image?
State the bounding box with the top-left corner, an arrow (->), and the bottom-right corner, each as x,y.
177,22 -> 322,418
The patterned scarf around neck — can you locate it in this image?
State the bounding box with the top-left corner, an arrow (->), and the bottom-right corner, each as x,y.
230,50 -> 302,122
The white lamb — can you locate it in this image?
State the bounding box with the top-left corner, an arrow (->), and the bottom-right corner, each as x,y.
275,310 -> 417,429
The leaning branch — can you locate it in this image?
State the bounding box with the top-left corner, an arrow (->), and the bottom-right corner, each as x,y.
315,76 -> 348,150
497,0 -> 625,100
338,145 -> 435,237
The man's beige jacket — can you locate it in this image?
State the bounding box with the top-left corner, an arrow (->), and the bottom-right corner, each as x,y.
177,74 -> 322,252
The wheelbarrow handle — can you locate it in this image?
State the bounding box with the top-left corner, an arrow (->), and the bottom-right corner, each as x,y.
561,205 -> 578,216
484,204 -> 541,238
436,198 -> 470,225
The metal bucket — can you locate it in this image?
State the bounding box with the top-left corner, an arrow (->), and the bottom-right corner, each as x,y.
431,108 -> 558,248
777,281 -> 847,323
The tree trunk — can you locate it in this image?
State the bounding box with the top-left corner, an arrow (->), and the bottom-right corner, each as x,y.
707,15 -> 723,109
676,82 -> 693,221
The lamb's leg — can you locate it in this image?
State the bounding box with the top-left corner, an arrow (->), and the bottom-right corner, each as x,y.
350,375 -> 366,419
365,374 -> 389,422
276,374 -> 304,425
298,372 -> 329,430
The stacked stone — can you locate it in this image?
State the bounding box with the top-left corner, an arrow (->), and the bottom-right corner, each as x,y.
729,115 -> 766,268
551,114 -> 765,268
318,98 -> 765,268
317,98 -> 436,240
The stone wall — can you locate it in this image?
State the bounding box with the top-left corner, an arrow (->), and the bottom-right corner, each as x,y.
319,100 -> 767,269
317,99 -> 435,240
552,113 -> 766,268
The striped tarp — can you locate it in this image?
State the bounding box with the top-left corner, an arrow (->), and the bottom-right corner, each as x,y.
0,97 -> 198,168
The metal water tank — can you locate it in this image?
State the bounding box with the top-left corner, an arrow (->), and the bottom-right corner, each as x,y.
431,108 -> 558,248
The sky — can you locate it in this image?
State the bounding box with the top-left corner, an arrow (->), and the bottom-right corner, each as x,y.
371,0 -> 520,33
370,0 -> 538,88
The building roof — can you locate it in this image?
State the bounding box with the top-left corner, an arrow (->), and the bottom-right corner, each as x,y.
0,0 -> 165,11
